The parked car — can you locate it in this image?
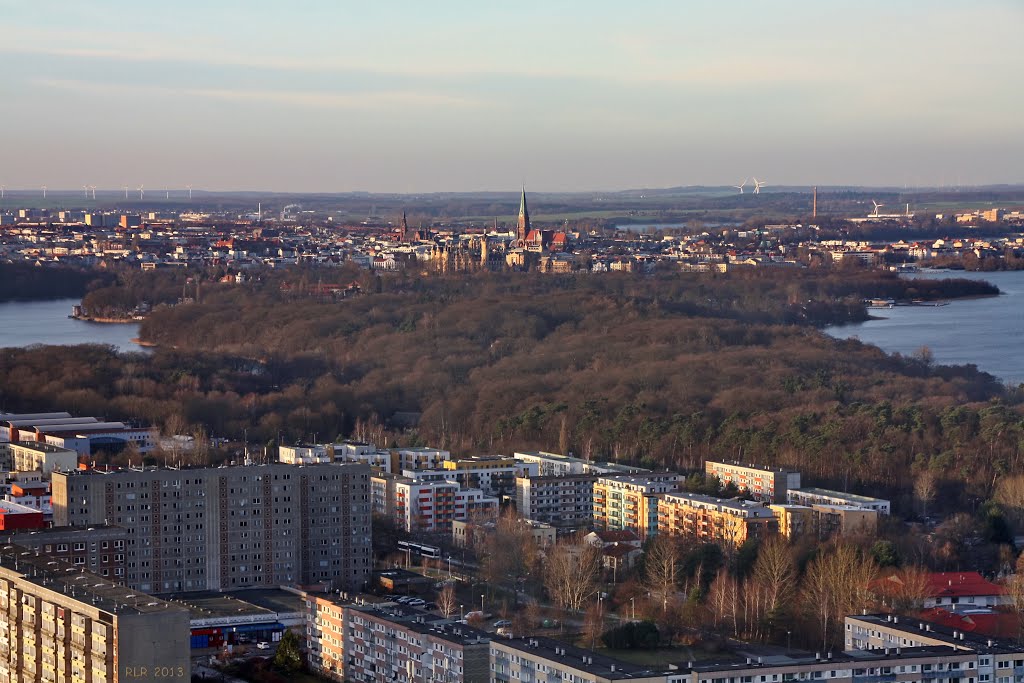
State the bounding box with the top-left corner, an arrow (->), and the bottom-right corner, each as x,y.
496,627 -> 514,637
492,620 -> 512,628
424,603 -> 438,610
256,642 -> 271,650
395,596 -> 415,604
406,598 -> 426,606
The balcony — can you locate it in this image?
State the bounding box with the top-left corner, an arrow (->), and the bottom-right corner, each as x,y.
853,675 -> 897,683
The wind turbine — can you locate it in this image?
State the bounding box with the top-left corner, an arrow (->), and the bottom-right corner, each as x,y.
0,185 -> 5,200
123,185 -> 129,200
753,178 -> 766,194
733,179 -> 747,194
42,185 -> 47,199
83,185 -> 90,199
186,184 -> 193,200
871,200 -> 883,217
137,185 -> 145,200
90,185 -> 97,199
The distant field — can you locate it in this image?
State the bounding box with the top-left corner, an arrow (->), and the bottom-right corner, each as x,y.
914,200 -> 1024,211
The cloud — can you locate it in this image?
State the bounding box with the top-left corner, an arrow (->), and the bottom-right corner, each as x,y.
31,78 -> 483,110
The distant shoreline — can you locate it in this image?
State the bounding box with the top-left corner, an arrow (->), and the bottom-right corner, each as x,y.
71,315 -> 140,324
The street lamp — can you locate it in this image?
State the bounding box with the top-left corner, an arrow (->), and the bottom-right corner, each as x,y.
480,594 -> 485,613
630,597 -> 635,621
787,629 -> 792,651
460,604 -> 464,620
447,555 -> 452,578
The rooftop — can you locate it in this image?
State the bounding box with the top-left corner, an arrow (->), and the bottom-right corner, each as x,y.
8,440 -> 77,455
794,487 -> 890,504
683,646 -> 978,674
707,460 -> 800,475
849,613 -> 1019,653
159,591 -> 277,620
0,542 -> 186,617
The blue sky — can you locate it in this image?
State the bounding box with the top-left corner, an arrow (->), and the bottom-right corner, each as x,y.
2,1 -> 1021,192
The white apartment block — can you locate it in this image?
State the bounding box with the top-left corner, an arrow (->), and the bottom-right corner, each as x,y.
515,474 -> 596,530
788,487 -> 891,515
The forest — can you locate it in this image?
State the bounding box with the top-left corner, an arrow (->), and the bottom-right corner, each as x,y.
0,266 -> 1016,521
0,262 -> 112,302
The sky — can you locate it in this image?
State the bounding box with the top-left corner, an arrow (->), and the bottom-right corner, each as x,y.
2,0 -> 1022,193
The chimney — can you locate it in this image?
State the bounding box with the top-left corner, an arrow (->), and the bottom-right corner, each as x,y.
815,653 -> 821,661
611,665 -> 616,673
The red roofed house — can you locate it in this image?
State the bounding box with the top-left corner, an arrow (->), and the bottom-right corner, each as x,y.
924,572 -> 1008,609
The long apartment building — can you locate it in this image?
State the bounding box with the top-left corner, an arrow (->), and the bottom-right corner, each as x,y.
306,595 -> 491,683
788,487 -> 891,515
592,473 -> 682,540
658,492 -> 778,546
494,619 -> 1024,683
514,451 -> 647,477
492,636 -> 667,683
51,462 -> 372,594
371,472 -> 498,533
0,441 -> 79,475
516,474 -> 597,531
0,525 -> 128,580
0,542 -> 191,682
441,455 -> 538,497
704,460 -> 801,503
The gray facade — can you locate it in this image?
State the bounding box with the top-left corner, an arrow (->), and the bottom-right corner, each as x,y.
51,462 -> 372,594
0,543 -> 190,682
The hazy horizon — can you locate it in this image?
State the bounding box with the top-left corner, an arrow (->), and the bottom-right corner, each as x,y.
3,1 -> 1021,193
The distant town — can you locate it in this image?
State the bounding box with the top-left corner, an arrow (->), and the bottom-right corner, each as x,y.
2,190 -> 1024,294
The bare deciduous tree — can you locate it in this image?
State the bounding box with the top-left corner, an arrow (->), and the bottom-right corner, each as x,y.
753,535 -> 797,625
437,584 -> 458,618
543,537 -> 602,612
644,535 -> 680,613
914,470 -> 938,518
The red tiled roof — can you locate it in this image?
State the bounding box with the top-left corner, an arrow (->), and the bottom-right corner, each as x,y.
926,572 -> 1005,598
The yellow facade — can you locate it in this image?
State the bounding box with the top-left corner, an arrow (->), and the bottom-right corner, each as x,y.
658,493 -> 777,547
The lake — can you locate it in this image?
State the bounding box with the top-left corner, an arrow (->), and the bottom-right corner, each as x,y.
825,270 -> 1024,386
0,298 -> 143,352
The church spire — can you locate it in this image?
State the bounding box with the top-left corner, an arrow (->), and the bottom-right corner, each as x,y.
517,187 -> 531,244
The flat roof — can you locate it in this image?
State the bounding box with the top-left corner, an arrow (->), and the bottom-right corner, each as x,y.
0,500 -> 42,514
684,646 -> 978,674
8,440 -> 77,454
706,460 -> 800,475
497,636 -> 663,679
848,613 -> 1020,654
795,487 -> 890,504
0,542 -> 187,617
159,591 -> 277,620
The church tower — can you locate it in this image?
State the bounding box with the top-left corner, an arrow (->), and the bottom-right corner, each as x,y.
399,210 -> 409,243
517,187 -> 531,246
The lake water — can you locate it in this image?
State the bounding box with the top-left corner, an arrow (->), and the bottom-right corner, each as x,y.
0,298 -> 142,351
825,270 -> 1024,386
